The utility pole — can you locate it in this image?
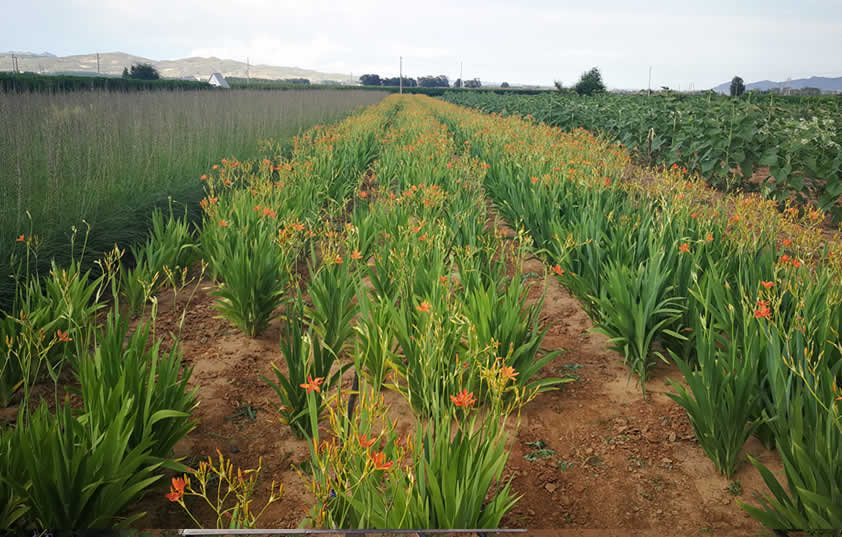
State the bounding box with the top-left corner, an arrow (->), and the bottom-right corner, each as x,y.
96,53 -> 100,74
460,61 -> 463,88
399,56 -> 403,94
648,66 -> 652,95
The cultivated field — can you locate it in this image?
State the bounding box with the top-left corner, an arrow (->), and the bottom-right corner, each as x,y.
1,94 -> 841,533
0,88 -> 388,305
444,91 -> 842,221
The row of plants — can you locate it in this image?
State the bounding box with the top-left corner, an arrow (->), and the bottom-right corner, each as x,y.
160,95 -> 570,529
0,98 -> 402,528
441,91 -> 842,221
424,94 -> 842,531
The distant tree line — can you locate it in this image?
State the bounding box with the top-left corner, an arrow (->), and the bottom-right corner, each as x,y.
759,86 -> 825,96
359,73 -> 483,88
454,78 -> 482,88
227,77 -> 311,86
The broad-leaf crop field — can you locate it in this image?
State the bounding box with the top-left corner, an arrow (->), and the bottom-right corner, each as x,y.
1,94 -> 841,533
443,91 -> 842,221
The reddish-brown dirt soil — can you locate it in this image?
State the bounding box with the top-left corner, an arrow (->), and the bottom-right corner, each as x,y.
127,216 -> 785,535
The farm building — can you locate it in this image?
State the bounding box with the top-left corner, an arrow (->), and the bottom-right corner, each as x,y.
207,72 -> 230,88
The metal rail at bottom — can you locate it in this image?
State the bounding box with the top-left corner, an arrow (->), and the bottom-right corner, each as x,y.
179,530 -> 527,537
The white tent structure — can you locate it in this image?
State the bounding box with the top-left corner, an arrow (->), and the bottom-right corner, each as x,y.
207,72 -> 230,88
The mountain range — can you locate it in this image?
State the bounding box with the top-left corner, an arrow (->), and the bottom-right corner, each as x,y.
712,76 -> 842,93
0,51 -> 353,83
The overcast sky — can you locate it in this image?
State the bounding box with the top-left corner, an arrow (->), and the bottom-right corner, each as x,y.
4,0 -> 841,88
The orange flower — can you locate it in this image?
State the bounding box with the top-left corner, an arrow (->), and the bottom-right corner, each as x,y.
439,275 -> 447,284
300,376 -> 324,394
253,205 -> 261,211
416,301 -> 431,313
56,330 -> 72,343
200,174 -> 208,181
780,255 -> 790,264
531,176 -> 539,184
552,265 -> 564,276
755,304 -> 771,319
791,259 -> 802,268
166,476 -> 186,502
705,233 -> 714,243
219,220 -> 229,228
359,191 -> 368,199
604,177 -> 611,187
782,239 -> 792,247
450,389 -> 477,408
212,164 -> 219,170
16,234 -> 24,242
418,233 -> 428,242
223,179 -> 232,186
690,212 -> 698,219
358,434 -> 376,449
263,208 -> 276,219
501,366 -> 519,383
335,255 -> 343,265
760,281 -> 775,290
351,249 -> 362,260
369,451 -> 394,471
678,243 -> 690,254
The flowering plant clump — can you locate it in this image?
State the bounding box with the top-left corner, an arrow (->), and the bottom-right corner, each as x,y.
167,449 -> 283,529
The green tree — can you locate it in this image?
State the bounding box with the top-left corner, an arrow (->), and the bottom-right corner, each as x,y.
730,76 -> 745,97
382,76 -> 417,87
125,63 -> 160,80
418,75 -> 449,88
500,82 -> 510,88
464,78 -> 481,88
573,67 -> 605,96
359,74 -> 382,86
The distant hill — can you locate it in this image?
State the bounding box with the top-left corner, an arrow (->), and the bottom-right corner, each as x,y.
2,51 -> 56,58
0,52 -> 354,83
712,76 -> 842,94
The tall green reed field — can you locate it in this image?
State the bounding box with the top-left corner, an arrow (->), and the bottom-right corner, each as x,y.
0,89 -> 388,307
